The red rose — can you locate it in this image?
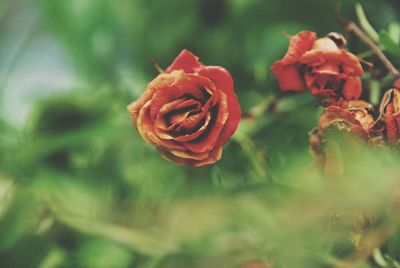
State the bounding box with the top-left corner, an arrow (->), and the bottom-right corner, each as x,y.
271,31 -> 364,103
127,49 -> 241,167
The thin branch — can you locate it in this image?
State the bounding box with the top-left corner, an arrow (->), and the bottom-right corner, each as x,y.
346,22 -> 399,78
336,5 -> 400,80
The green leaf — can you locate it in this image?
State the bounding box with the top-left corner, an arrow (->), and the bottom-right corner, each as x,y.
369,80 -> 381,105
379,31 -> 400,57
388,22 -> 400,44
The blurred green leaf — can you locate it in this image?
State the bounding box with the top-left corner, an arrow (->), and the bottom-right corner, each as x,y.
379,30 -> 400,57
0,0 -> 400,267
388,22 -> 400,44
76,239 -> 134,268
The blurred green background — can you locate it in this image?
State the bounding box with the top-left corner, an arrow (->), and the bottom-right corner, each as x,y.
0,0 -> 400,267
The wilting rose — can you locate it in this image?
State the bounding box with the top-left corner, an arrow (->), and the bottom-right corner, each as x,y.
379,88 -> 400,144
310,101 -> 374,152
127,49 -> 241,167
319,101 -> 374,138
310,101 -> 374,175
271,31 -> 364,103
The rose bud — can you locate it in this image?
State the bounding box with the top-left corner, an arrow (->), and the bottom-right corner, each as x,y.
379,88 -> 400,144
271,31 -> 364,103
127,49 -> 241,167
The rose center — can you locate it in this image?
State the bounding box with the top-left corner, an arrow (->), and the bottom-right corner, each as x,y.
314,74 -> 341,90
164,104 -> 200,126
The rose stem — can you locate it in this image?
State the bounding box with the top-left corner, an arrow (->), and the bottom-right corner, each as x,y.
336,5 -> 400,80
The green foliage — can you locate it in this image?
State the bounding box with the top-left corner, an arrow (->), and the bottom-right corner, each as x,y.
0,0 -> 399,267
379,30 -> 400,57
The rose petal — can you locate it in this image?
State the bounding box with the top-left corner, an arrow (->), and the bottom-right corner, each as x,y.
165,49 -> 205,74
160,99 -> 201,115
168,148 -> 210,160
271,63 -> 306,91
153,87 -> 213,141
312,63 -> 340,75
127,71 -> 183,123
184,92 -> 229,153
319,106 -> 369,138
191,146 -> 223,167
174,113 -> 212,142
157,146 -> 222,167
300,50 -> 363,76
159,146 -> 223,167
340,51 -> 364,76
385,114 -> 398,143
178,106 -> 210,130
137,100 -> 185,150
186,74 -> 220,106
343,76 -> 362,100
270,31 -> 316,92
156,112 -> 212,142
150,73 -> 217,121
155,98 -> 201,130
197,66 -> 241,147
198,66 -> 233,96
280,31 -> 317,65
157,147 -> 195,166
320,106 -> 361,128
